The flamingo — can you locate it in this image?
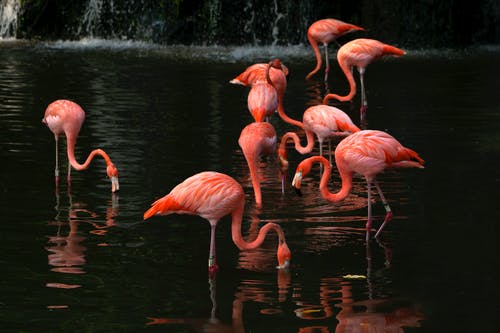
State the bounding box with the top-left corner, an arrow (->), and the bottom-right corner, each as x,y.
42,99 -> 119,192
278,104 -> 360,170
322,38 -> 405,124
229,61 -> 289,98
238,122 -> 277,208
143,171 -> 291,274
291,130 -> 424,240
245,59 -> 286,122
305,18 -> 365,82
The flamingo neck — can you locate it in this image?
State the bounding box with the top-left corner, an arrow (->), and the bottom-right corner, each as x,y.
277,102 -> 304,129
243,151 -> 262,207
305,35 -> 322,80
322,60 -> 357,104
230,201 -> 286,251
66,136 -> 112,171
312,156 -> 353,202
279,130 -> 315,155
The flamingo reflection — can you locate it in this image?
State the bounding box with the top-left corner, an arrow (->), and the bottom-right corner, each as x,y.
46,191 -> 118,279
146,277 -> 245,333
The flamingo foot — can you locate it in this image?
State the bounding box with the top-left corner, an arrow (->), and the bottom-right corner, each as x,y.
360,105 -> 368,129
208,263 -> 219,277
365,218 -> 373,242
374,211 -> 393,238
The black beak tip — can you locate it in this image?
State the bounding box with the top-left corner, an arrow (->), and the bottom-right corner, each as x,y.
293,186 -> 302,197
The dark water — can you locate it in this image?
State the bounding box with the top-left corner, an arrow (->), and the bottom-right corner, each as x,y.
0,40 -> 499,332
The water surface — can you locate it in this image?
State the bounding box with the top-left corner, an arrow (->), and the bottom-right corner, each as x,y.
0,40 -> 499,332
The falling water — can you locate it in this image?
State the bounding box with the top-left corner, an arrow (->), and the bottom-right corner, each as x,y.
77,0 -> 105,37
271,0 -> 285,46
207,0 -> 221,45
0,0 -> 19,39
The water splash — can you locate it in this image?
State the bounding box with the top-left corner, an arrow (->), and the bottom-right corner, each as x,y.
271,0 -> 285,46
0,0 -> 19,39
77,0 -> 105,38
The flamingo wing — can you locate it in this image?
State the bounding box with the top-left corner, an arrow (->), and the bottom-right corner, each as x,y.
144,172 -> 244,221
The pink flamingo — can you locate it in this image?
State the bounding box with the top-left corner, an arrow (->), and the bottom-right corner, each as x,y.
322,38 -> 405,124
245,59 -> 287,122
143,171 -> 291,274
238,122 -> 277,208
278,104 -> 360,170
229,61 -> 288,98
305,18 -> 365,82
42,99 -> 119,192
291,130 -> 424,240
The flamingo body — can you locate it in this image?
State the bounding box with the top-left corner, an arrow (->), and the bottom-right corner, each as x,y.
230,62 -> 288,98
322,38 -> 405,124
43,100 -> 85,140
238,122 -> 277,207
292,130 -> 424,239
302,105 -> 360,142
306,18 -> 365,81
42,99 -> 119,192
278,104 -> 360,169
143,171 -> 291,273
247,82 -> 279,122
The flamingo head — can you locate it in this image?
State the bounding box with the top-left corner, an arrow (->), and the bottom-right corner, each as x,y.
292,159 -> 313,197
277,146 -> 289,171
276,240 -> 291,270
338,23 -> 365,36
268,58 -> 287,74
106,162 -> 120,192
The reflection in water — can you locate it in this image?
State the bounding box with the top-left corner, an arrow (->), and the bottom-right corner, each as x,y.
146,277 -> 245,333
146,268 -> 422,332
46,191 -> 118,285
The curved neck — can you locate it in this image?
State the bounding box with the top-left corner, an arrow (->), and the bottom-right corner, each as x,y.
311,156 -> 353,202
277,102 -> 304,129
230,202 -> 286,250
322,60 -> 357,104
279,130 -> 315,155
243,151 -> 262,207
305,35 -> 322,80
66,136 -> 112,170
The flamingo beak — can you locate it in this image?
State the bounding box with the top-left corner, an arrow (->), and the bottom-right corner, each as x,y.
291,171 -> 302,197
276,259 -> 290,270
276,242 -> 291,270
111,176 -> 120,192
278,154 -> 289,170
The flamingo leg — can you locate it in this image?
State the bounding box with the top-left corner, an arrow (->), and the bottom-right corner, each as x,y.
374,181 -> 393,238
208,222 -> 219,274
366,181 -> 373,241
54,135 -> 60,189
318,138 -> 324,175
328,139 -> 332,167
359,68 -> 368,128
323,43 -> 329,82
67,159 -> 72,183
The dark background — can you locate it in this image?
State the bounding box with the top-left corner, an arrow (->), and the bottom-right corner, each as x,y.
16,0 -> 500,48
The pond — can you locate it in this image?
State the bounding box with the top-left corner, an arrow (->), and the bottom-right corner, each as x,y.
0,40 -> 499,332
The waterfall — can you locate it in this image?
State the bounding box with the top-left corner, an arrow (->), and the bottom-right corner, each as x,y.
271,0 -> 285,46
0,0 -> 20,39
77,0 -> 105,38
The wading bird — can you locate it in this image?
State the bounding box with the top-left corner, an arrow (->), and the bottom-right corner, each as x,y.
305,18 -> 365,82
322,38 -> 405,125
238,122 -> 277,208
292,130 -> 424,240
42,99 -> 119,192
245,59 -> 287,122
143,171 -> 291,275
278,104 -> 360,170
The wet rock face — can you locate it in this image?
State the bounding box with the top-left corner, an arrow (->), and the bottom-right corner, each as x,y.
8,0 -> 500,48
